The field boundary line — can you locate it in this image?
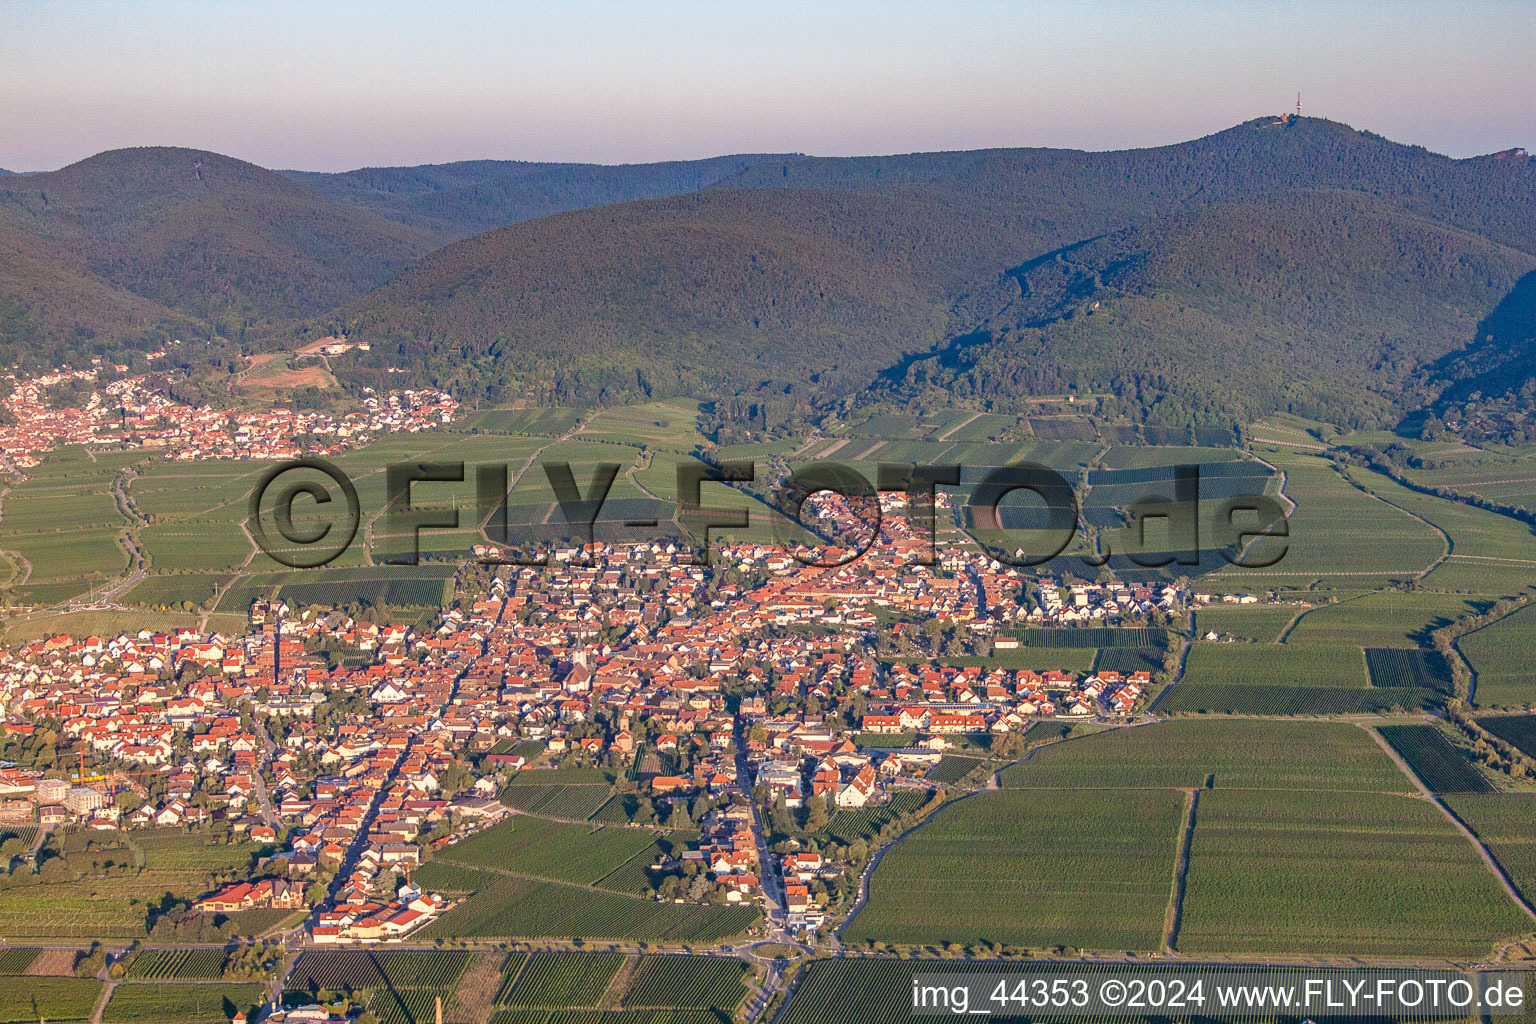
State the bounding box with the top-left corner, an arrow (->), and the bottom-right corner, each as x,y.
1360,722 -> 1536,924
1163,787 -> 1199,953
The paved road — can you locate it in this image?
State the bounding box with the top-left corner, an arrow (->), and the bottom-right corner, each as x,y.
251,717 -> 281,828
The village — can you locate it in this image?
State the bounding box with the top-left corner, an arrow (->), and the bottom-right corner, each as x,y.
0,364 -> 456,466
0,488 -> 1181,950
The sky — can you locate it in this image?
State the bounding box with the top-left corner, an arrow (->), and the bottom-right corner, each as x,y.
3,0 -> 1533,173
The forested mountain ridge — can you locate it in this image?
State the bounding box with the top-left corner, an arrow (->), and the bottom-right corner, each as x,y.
282,154 -> 800,243
4,118 -> 1535,438
0,218 -> 196,374
314,184 -> 1053,402
0,147 -> 438,331
325,116 -> 1536,429
870,191 -> 1536,429
1417,270 -> 1536,444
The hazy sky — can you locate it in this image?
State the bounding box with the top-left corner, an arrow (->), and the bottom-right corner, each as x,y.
3,0 -> 1532,172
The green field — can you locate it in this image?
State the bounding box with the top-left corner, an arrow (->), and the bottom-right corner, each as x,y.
1376,724 -> 1494,794
1193,604 -> 1299,643
1161,641 -> 1444,714
498,952 -> 623,1008
1463,604 -> 1536,708
418,871 -> 759,943
102,982 -> 267,1024
0,977 -> 102,1023
620,955 -> 751,1011
123,948 -> 228,980
1000,720 -> 1410,792
438,816 -> 658,886
1443,794 -> 1536,902
846,787 -> 1185,950
1207,450 -> 1444,584
1177,788 -> 1529,957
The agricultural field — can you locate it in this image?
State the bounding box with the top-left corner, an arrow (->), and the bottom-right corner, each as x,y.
926,755 -> 986,784
1177,788 -> 1529,957
498,952 -> 623,1008
499,782 -> 616,820
620,955 -> 751,1011
0,948 -> 40,975
0,451 -> 133,594
1480,715 -> 1536,759
123,948 -> 228,980
1209,449 -> 1443,584
1342,465 -> 1536,594
458,406 -> 587,436
288,951 -> 477,1024
1193,604 -> 1299,643
1161,639 -> 1448,714
437,815 -> 659,886
1400,454 -> 1536,511
1463,604 -> 1536,708
846,788 -> 1184,950
1375,724 -> 1494,794
0,977 -> 102,1023
1284,590 -> 1482,649
420,871 -> 759,943
812,790 -> 932,844
1000,720 -> 1411,793
1442,794 -> 1536,901
102,982 -> 267,1024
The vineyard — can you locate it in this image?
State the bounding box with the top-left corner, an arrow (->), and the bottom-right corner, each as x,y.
1443,794 -> 1536,900
927,756 -> 985,784
500,782 -> 615,820
498,952 -> 623,1008
805,791 -> 930,844
288,951 -> 471,993
287,952 -> 474,1024
1178,788 -> 1530,957
0,977 -> 102,1024
1481,715 -> 1536,759
1158,681 -> 1437,715
1376,724 -> 1494,794
422,873 -> 760,942
620,955 -> 751,1010
102,983 -> 267,1024
123,948 -> 228,980
847,788 -> 1183,950
0,948 -> 40,975
1001,720 -> 1411,792
437,816 -> 659,886
1010,627 -> 1168,648
1364,647 -> 1451,690
490,1010 -> 725,1024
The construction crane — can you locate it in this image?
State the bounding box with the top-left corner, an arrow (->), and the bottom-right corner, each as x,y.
68,749 -> 162,785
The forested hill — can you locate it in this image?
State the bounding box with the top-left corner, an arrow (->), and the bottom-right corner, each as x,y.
282,154 -> 800,243
0,147 -> 437,331
715,117 -> 1536,257
1418,270 -> 1536,445
0,218 -> 194,374
325,116 -> 1536,428
871,192 -> 1535,429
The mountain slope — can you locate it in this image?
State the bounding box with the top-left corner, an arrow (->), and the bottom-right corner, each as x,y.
1417,270 -> 1536,444
0,147 -> 438,326
0,219 -> 192,371
868,191 -> 1536,429
329,117 -> 1536,426
283,154 -> 799,243
717,117 -> 1536,257
321,185 -> 1051,402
